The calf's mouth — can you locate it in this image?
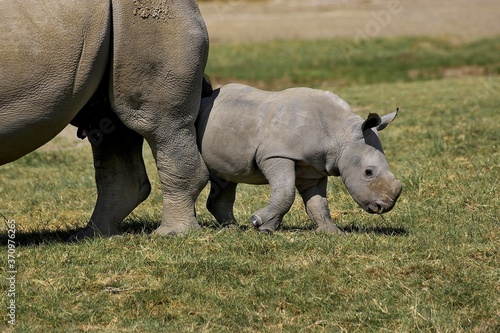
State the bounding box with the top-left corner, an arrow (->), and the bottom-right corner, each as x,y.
364,180 -> 402,214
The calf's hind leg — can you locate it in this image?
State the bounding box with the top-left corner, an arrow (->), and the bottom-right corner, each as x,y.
206,175 -> 238,227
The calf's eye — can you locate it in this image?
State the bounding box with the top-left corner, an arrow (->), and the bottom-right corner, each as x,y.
365,169 -> 374,177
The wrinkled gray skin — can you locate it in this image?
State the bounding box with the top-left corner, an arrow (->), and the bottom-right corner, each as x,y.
197,84 -> 402,234
0,1 -> 209,239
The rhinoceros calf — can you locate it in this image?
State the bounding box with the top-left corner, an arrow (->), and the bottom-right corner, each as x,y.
197,83 -> 402,233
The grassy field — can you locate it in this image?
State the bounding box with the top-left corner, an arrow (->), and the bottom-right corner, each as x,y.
1,37 -> 499,332
206,36 -> 500,89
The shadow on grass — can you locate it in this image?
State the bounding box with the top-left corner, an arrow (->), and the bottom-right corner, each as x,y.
0,218 -> 161,247
0,219 -> 408,246
0,228 -> 84,247
279,223 -> 409,236
340,223 -> 409,236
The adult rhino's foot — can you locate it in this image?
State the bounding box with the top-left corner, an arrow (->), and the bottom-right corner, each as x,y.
154,221 -> 202,236
68,224 -> 121,242
315,224 -> 343,235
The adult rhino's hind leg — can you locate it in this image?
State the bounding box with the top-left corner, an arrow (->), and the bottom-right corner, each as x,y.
110,0 -> 210,236
151,134 -> 208,236
69,121 -> 151,241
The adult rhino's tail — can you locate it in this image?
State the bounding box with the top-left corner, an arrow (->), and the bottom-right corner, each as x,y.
202,74 -> 214,98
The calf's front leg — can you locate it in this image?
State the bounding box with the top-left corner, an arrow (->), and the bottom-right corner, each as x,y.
251,158 -> 296,233
296,177 -> 342,234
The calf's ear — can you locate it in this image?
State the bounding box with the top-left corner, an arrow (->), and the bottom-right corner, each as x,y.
376,107 -> 399,131
361,113 -> 382,132
361,108 -> 399,132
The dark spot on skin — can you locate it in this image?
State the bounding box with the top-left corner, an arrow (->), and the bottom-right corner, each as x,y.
127,93 -> 144,110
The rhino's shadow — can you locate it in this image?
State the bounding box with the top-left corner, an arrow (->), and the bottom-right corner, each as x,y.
125,220 -> 410,236
0,228 -> 83,247
0,219 -> 161,247
0,219 -> 408,247
338,223 -> 409,236
278,224 -> 408,236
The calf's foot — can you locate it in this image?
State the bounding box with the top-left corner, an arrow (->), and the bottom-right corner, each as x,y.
250,214 -> 281,234
315,223 -> 343,234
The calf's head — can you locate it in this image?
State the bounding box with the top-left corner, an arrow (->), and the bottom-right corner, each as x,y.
338,109 -> 402,214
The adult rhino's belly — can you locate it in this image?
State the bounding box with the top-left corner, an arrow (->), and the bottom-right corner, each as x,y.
0,0 -> 110,164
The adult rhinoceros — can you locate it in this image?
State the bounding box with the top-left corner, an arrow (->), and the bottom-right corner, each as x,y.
0,0 -> 210,239
197,83 -> 402,234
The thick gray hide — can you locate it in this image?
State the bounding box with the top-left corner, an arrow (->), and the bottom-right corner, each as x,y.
197,84 -> 402,233
0,0 -> 209,239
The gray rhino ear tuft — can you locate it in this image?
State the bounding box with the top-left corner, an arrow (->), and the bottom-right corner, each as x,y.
362,113 -> 382,132
377,107 -> 399,131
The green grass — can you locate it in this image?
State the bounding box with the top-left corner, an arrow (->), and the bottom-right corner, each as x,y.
206,36 -> 500,89
1,37 -> 499,332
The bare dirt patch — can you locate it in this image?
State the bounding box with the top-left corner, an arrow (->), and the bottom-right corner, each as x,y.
199,0 -> 500,43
